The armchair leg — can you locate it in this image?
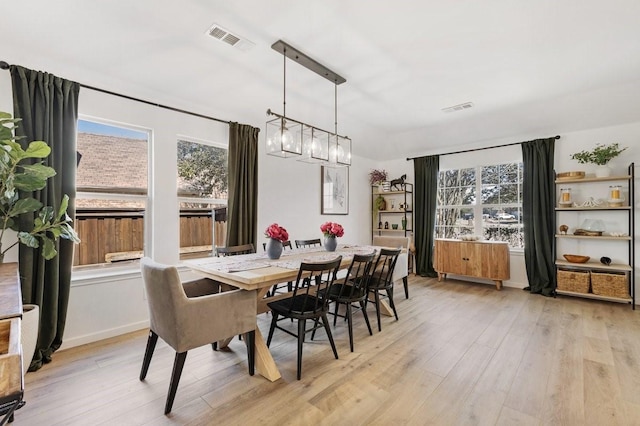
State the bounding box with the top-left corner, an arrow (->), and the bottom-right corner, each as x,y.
165,352 -> 187,415
245,330 -> 255,376
140,330 -> 158,380
403,276 -> 409,299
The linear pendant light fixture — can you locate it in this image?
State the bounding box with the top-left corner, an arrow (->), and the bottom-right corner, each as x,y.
266,40 -> 351,166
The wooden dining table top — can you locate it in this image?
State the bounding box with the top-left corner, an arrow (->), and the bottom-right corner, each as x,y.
183,245 -> 380,290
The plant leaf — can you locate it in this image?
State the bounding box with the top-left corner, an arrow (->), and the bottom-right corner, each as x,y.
14,173 -> 48,191
56,194 -> 69,221
20,163 -> 56,180
17,232 -> 39,248
24,141 -> 51,159
41,237 -> 57,260
9,198 -> 43,216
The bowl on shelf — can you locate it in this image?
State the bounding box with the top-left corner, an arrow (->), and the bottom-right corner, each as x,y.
556,171 -> 585,180
563,254 -> 590,263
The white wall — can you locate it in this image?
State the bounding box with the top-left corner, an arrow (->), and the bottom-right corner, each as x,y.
2,69 -> 639,350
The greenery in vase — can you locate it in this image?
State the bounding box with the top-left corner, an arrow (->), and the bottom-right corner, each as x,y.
0,111 -> 80,260
570,143 -> 628,166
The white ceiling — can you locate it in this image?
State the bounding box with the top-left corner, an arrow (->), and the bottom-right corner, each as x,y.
3,0 -> 640,160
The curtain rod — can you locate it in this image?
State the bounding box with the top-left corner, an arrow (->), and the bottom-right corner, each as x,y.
406,135 -> 561,161
0,60 -> 230,125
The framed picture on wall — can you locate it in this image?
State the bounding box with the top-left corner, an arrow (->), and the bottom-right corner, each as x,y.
321,166 -> 349,215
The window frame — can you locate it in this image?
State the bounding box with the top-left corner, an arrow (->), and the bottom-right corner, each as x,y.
176,135 -> 228,259
74,115 -> 152,270
436,161 -> 524,250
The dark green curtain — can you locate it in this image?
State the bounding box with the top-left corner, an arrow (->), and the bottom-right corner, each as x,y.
414,155 -> 439,277
521,138 -> 556,296
10,65 -> 80,371
226,122 -> 259,247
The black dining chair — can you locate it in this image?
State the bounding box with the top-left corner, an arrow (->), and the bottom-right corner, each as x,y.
366,248 -> 401,332
216,243 -> 255,257
266,256 -> 342,380
323,251 -> 376,352
294,238 -> 322,249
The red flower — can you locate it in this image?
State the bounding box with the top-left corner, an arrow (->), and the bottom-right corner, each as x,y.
265,223 -> 289,243
320,221 -> 344,238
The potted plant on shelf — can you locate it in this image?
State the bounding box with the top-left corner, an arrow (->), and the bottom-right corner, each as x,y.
570,142 -> 628,177
368,169 -> 388,191
0,111 -> 80,263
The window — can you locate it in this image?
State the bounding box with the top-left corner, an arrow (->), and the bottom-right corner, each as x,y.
436,162 -> 524,248
177,139 -> 228,258
75,119 -> 149,267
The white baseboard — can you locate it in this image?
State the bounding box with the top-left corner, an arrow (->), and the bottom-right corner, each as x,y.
60,320 -> 149,351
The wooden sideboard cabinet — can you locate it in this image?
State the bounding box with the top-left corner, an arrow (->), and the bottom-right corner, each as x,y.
434,239 -> 510,290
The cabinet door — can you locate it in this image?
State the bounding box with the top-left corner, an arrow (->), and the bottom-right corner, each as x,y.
489,243 -> 510,280
435,240 -> 464,274
462,242 -> 483,277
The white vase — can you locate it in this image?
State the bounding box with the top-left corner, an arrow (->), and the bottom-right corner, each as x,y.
595,165 -> 611,178
22,304 -> 40,374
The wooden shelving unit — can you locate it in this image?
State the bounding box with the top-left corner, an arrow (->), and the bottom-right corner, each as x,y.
554,164 -> 635,309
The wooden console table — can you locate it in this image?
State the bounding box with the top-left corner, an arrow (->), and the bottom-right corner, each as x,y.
434,239 -> 510,290
0,263 -> 23,425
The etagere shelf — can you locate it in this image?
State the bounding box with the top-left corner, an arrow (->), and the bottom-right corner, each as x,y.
554,163 -> 635,309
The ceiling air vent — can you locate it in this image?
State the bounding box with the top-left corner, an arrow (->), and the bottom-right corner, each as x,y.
442,102 -> 474,113
206,23 -> 255,51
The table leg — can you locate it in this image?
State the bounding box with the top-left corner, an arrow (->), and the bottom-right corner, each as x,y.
378,299 -> 394,316
253,286 -> 281,381
254,328 -> 281,381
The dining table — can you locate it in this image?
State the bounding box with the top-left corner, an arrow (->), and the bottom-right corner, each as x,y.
183,244 -> 399,382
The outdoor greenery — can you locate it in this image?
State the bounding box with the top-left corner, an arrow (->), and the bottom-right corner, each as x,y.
0,111 -> 80,261
570,142 -> 628,165
177,140 -> 228,198
436,163 -> 524,248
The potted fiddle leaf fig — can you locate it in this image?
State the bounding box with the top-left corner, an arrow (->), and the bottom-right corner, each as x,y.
0,111 -> 80,262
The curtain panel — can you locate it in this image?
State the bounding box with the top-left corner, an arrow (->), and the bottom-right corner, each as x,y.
10,65 -> 80,371
226,122 -> 259,247
414,155 -> 439,277
521,138 -> 556,296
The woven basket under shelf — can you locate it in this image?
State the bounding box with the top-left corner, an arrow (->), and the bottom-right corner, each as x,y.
557,269 -> 590,293
591,271 -> 629,298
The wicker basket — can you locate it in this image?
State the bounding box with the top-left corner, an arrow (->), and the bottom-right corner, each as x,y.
557,269 -> 590,293
591,271 -> 629,299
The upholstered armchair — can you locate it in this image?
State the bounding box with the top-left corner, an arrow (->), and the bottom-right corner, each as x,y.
139,257 -> 257,414
372,235 -> 411,298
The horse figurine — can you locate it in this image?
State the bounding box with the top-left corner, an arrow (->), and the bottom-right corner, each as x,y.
390,174 -> 406,191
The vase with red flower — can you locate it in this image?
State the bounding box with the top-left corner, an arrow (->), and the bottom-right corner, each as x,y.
264,223 -> 289,259
320,221 -> 344,252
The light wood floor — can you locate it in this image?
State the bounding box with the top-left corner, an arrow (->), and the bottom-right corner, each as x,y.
17,276 -> 640,425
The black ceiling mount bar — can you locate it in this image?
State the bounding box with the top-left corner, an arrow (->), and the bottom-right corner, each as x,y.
271,40 -> 346,85
0,60 -> 230,125
406,135 -> 561,161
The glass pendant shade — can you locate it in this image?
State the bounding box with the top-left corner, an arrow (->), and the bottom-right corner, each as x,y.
266,117 -> 302,158
328,134 -> 352,166
298,125 -> 329,163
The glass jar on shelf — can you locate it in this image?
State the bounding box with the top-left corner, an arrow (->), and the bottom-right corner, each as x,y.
608,185 -> 625,207
558,187 -> 572,207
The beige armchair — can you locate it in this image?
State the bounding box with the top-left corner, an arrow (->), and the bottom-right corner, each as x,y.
139,257 -> 257,414
372,235 -> 411,298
